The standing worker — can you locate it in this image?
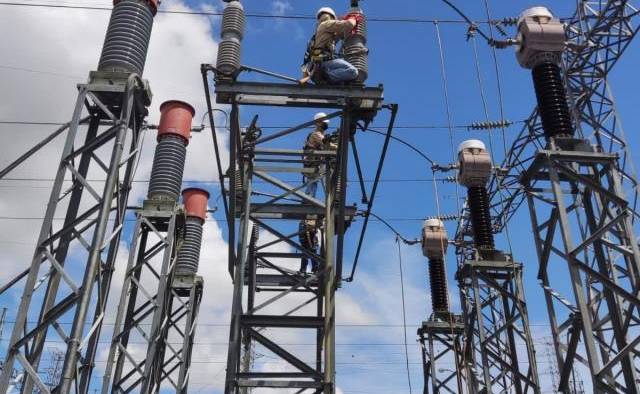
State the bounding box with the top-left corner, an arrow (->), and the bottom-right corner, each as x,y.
300,7 -> 363,84
299,219 -> 320,274
303,112 -> 330,198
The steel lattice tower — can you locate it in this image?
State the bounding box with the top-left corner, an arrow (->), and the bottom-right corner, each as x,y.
418,220 -> 467,394
204,72 -> 390,393
205,2 -> 394,392
0,1 -> 159,392
489,4 -> 640,393
454,140 -> 540,394
101,102 -> 206,394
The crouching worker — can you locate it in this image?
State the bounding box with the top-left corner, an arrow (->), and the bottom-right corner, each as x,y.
300,7 -> 363,85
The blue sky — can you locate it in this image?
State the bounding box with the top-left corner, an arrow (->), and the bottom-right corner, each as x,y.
1,0 -> 640,393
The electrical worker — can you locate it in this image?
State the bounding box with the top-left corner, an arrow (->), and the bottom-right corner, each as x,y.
299,7 -> 363,85
299,218 -> 319,274
303,112 -> 330,198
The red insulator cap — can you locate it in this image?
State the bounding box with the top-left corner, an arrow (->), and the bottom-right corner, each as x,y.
114,0 -> 159,15
182,188 -> 210,221
157,100 -> 195,145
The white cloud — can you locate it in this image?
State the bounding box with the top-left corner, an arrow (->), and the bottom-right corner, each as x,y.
271,0 -> 292,16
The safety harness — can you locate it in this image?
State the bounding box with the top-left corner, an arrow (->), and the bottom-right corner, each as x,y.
302,33 -> 334,66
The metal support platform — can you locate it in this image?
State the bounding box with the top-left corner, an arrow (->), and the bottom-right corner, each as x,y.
418,317 -> 466,394
203,64 -> 393,394
456,257 -> 540,394
101,203 -> 192,394
522,147 -> 640,393
0,72 -> 150,394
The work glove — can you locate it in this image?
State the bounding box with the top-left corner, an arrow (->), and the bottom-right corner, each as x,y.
343,12 -> 364,22
342,12 -> 364,34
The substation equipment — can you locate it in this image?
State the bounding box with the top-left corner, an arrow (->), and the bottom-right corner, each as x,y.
0,0 -> 158,392
100,101 -> 208,394
202,1 -> 396,393
515,7 -> 640,393
417,219 -> 465,394
454,140 -> 540,394
0,0 -> 639,393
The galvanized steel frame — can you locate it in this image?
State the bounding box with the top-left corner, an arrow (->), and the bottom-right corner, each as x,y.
418,318 -> 466,394
456,258 -> 540,394
0,74 -> 149,394
204,67 -> 387,394
101,204 -> 188,394
522,149 -> 640,393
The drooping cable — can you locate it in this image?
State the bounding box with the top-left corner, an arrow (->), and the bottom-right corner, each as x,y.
365,128 -> 435,165
367,211 -> 418,245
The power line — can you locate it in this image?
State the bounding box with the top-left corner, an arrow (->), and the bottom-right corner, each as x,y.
0,119 -> 526,129
0,1 -> 499,24
0,177 -> 451,186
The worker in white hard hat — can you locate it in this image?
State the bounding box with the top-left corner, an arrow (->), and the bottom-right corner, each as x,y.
299,7 -> 362,85
302,112 -> 331,198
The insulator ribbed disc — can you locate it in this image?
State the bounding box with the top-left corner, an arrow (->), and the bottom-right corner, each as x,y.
98,0 -> 154,75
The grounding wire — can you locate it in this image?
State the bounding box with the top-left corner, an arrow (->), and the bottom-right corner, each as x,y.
395,238 -> 413,394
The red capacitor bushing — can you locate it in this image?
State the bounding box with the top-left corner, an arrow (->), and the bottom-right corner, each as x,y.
157,100 -> 196,144
114,0 -> 159,15
182,188 -> 210,221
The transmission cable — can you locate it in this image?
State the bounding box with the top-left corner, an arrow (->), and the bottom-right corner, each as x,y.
0,1 -> 497,24
365,128 -> 435,166
366,212 -> 418,245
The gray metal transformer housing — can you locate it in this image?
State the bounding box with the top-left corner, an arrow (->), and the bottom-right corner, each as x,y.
216,1 -> 245,76
176,216 -> 204,275
343,8 -> 368,83
148,135 -> 187,201
98,0 -> 155,76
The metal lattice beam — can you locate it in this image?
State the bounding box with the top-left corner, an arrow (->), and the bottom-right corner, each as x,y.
204,66 -> 390,394
418,317 -> 466,394
456,258 -> 540,394
523,149 -> 640,393
0,73 -> 150,394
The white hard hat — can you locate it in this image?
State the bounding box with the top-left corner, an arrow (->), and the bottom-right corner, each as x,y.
314,112 -> 330,125
316,7 -> 336,20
